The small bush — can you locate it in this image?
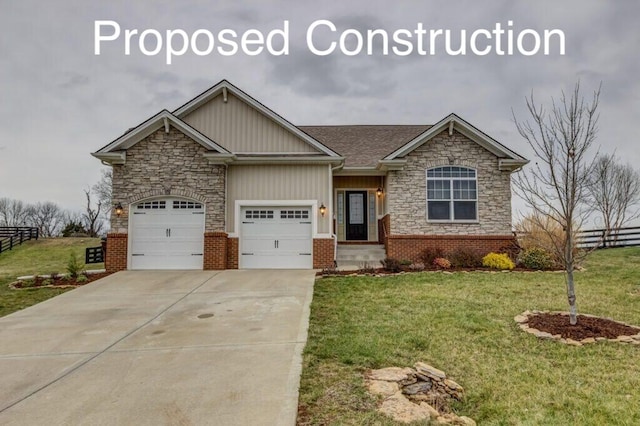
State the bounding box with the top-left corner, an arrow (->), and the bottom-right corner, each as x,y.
75,274 -> 88,283
321,265 -> 338,276
482,252 -> 515,270
419,247 -> 445,267
42,279 -> 53,286
20,278 -> 36,288
400,259 -> 412,266
66,251 -> 85,278
448,248 -> 484,268
380,257 -> 402,273
432,257 -> 452,269
518,247 -> 555,270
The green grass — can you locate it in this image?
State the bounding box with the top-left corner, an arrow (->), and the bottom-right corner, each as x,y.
299,248 -> 640,425
0,237 -> 104,317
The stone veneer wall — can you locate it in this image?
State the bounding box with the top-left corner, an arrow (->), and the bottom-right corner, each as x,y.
387,129 -> 512,236
110,127 -> 226,232
106,127 -> 226,271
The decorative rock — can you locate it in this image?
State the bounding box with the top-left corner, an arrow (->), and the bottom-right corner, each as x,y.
402,381 -> 432,395
444,379 -> 464,394
513,315 -> 528,323
415,362 -> 446,380
379,392 -> 433,424
459,416 -> 477,425
368,367 -> 415,383
565,339 -> 582,346
617,335 -> 635,343
418,402 -> 441,418
595,337 -> 607,342
581,337 -> 596,344
367,380 -> 399,397
534,331 -> 554,340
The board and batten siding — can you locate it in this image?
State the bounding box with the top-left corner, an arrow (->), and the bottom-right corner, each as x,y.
227,165 -> 331,234
182,93 -> 319,153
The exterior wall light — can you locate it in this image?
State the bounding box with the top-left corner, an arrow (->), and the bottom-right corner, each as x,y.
319,203 -> 326,217
376,187 -> 384,197
114,202 -> 124,216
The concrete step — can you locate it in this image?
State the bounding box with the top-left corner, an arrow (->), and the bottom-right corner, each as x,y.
336,245 -> 386,267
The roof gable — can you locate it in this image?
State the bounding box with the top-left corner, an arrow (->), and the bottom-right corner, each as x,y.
383,114 -> 528,170
95,110 -> 231,153
174,80 -> 340,157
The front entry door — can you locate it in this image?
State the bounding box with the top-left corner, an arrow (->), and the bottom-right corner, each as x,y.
346,191 -> 368,240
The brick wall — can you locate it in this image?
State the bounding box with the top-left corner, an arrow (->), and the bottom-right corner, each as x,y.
105,233 -> 128,273
227,237 -> 239,269
387,129 -> 513,235
386,234 -> 516,262
313,238 -> 335,269
204,232 -> 228,270
379,214 -> 391,249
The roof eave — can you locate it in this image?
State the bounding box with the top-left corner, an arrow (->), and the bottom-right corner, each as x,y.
377,159 -> 407,171
91,151 -> 126,165
499,158 -> 530,172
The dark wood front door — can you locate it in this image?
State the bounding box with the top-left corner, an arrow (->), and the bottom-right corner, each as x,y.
346,191 -> 367,240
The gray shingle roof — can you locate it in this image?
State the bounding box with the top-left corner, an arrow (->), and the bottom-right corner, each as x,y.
298,125 -> 431,167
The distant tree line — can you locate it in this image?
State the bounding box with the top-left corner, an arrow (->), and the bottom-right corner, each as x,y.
0,169 -> 112,238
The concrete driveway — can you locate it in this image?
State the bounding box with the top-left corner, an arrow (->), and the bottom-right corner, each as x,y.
0,270 -> 315,425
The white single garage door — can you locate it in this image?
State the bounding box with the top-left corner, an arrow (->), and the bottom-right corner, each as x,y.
130,198 -> 205,270
240,207 -> 312,269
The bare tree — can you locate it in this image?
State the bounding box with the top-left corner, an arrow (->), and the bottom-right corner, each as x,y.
587,154 -> 640,244
82,189 -> 104,237
513,82 -> 600,325
29,202 -> 65,237
92,168 -> 112,219
0,198 -> 31,227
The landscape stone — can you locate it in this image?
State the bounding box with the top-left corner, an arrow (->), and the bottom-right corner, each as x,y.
367,380 -> 399,397
616,335 -> 634,343
513,315 -> 528,323
368,367 -> 415,383
415,362 -> 446,380
402,381 -> 432,395
565,339 -> 583,346
580,337 -> 596,344
418,402 -> 441,418
459,416 -> 477,425
379,392 -> 432,424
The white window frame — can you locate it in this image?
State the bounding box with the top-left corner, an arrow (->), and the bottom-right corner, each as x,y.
426,166 -> 479,223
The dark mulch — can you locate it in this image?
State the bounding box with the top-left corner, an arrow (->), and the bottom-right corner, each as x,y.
527,313 -> 640,340
12,272 -> 112,289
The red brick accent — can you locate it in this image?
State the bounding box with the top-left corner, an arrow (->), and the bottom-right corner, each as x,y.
105,233 -> 128,273
227,237 -> 239,269
386,234 -> 516,262
313,238 -> 335,269
204,232 -> 228,270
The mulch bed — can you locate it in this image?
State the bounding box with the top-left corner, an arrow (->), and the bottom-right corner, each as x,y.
527,313 -> 640,340
11,272 -> 112,289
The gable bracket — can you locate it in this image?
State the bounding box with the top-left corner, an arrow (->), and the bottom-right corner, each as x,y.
163,117 -> 170,133
222,87 -> 228,103
448,120 -> 454,136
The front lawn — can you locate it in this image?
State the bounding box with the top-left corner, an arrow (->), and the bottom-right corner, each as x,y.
0,237 -> 104,317
299,248 -> 640,425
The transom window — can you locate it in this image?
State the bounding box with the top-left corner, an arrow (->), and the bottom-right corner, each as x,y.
280,210 -> 309,219
173,201 -> 203,210
426,166 -> 477,221
136,201 -> 166,210
245,210 -> 274,219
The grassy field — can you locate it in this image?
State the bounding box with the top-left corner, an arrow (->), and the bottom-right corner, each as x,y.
298,248 -> 640,425
0,237 -> 104,317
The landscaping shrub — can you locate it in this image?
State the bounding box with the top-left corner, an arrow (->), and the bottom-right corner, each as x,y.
66,251 -> 84,278
76,274 -> 88,283
419,247 -> 445,268
432,257 -> 451,269
482,252 -> 515,270
447,248 -> 484,268
380,257 -> 402,273
518,247 -> 555,270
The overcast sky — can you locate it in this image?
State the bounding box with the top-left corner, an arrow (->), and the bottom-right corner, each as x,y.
1,0 -> 638,223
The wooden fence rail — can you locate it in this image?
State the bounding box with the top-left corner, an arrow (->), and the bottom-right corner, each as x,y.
576,226 -> 640,249
0,227 -> 40,254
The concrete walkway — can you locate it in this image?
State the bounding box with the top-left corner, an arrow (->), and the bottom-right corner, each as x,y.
0,270 -> 315,425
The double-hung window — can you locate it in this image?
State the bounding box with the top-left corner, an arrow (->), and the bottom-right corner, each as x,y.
426,166 -> 477,221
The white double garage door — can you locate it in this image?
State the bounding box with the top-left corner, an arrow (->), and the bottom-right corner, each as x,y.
129,198 -> 312,269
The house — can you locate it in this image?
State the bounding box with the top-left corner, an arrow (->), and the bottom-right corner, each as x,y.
92,80 -> 528,271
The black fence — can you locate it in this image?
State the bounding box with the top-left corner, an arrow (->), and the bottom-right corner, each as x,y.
85,246 -> 104,264
576,226 -> 640,249
0,227 -> 39,254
